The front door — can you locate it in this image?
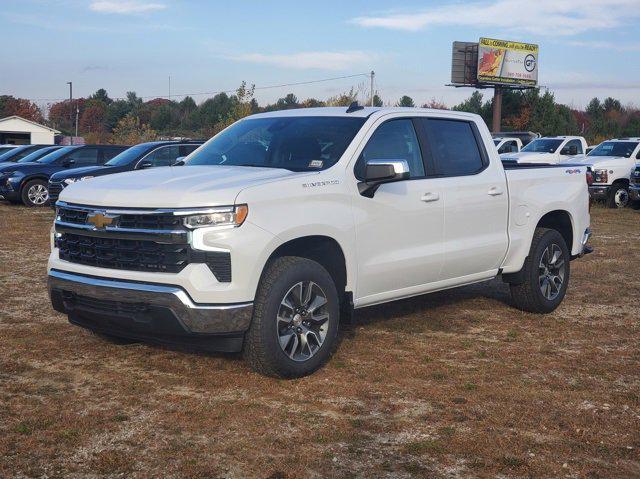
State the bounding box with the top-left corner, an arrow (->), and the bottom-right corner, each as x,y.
352,117 -> 445,306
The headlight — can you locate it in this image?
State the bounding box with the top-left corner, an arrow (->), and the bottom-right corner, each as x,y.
182,205 -> 248,229
593,169 -> 608,183
63,176 -> 94,186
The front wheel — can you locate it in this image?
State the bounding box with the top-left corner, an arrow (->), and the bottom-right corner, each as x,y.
244,256 -> 340,378
509,227 -> 570,314
606,184 -> 630,208
21,179 -> 49,207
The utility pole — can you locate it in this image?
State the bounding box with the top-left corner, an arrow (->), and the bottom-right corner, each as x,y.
169,75 -> 171,99
75,105 -> 79,139
370,71 -> 375,106
492,86 -> 502,133
67,82 -> 73,145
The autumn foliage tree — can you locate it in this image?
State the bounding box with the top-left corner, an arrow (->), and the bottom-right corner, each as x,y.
0,96 -> 44,123
110,114 -> 158,145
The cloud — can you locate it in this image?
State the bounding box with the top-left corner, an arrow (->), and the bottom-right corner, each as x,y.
350,0 -> 640,36
225,51 -> 374,71
89,1 -> 166,14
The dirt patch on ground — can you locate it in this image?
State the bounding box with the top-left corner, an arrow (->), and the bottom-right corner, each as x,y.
1,202 -> 639,478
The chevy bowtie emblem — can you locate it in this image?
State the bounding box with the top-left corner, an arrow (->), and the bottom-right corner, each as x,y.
86,212 -> 118,229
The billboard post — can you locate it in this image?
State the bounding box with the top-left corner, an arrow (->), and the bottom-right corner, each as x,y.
449,37 -> 538,132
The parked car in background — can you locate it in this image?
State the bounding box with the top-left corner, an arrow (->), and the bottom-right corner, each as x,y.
16,146 -> 63,163
0,144 -> 53,164
0,145 -> 18,155
629,163 -> 640,204
493,137 -> 522,155
570,138 -> 640,208
501,136 -> 587,164
48,140 -> 203,205
48,107 -> 592,378
492,131 -> 539,146
0,144 -> 126,206
586,145 -> 597,155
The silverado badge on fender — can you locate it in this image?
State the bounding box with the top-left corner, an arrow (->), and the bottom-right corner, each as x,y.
86,212 -> 118,230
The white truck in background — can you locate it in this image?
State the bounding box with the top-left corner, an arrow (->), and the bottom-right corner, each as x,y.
570,138 -> 640,208
48,107 -> 592,378
502,136 -> 588,165
493,137 -> 523,155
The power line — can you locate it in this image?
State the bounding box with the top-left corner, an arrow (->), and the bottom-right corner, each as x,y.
24,73 -> 372,103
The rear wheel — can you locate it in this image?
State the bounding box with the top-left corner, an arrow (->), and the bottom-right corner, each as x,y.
21,179 -> 49,207
244,256 -> 340,378
509,228 -> 570,314
606,183 -> 629,208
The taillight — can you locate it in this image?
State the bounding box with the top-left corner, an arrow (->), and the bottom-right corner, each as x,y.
586,169 -> 593,186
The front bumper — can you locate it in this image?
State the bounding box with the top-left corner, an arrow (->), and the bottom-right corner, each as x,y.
48,269 -> 253,352
588,185 -> 609,199
630,184 -> 640,201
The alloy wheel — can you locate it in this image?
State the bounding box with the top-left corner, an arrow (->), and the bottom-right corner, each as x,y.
28,184 -> 49,205
276,281 -> 330,362
538,243 -> 565,301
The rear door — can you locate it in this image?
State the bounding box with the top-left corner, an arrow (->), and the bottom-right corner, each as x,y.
417,117 -> 509,281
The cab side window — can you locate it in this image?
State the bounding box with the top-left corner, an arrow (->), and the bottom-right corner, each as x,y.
146,145 -> 182,167
180,144 -> 200,157
498,141 -> 516,154
420,118 -> 485,176
355,119 -> 424,179
561,139 -> 583,155
67,148 -> 99,167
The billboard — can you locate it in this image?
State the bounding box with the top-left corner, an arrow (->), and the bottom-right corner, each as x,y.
451,41 -> 478,86
477,37 -> 538,86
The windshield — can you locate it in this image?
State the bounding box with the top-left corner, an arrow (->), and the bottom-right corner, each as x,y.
17,146 -> 60,163
0,145 -> 30,162
588,141 -> 638,158
186,116 -> 367,171
36,146 -> 78,164
105,143 -> 155,166
521,139 -> 563,153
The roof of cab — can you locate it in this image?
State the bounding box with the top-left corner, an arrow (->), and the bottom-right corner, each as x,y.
611,137 -> 640,142
245,106 -> 480,120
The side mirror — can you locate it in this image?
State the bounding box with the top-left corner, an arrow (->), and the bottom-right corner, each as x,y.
62,158 -> 75,167
172,156 -> 185,166
138,160 -> 153,169
358,159 -> 410,198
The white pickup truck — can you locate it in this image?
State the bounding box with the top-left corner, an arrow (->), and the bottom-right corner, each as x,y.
493,137 -> 523,156
48,107 -> 592,378
502,136 -> 588,164
569,138 -> 640,208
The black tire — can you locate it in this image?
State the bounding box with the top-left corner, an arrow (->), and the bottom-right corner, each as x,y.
21,179 -> 50,207
509,228 -> 570,314
606,183 -> 630,209
244,256 -> 340,378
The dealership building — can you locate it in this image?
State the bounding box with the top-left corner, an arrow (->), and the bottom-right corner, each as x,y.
0,116 -> 59,145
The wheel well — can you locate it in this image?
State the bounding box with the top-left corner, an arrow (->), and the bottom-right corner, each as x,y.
537,210 -> 573,250
266,236 -> 348,296
611,178 -> 629,188
20,176 -> 49,191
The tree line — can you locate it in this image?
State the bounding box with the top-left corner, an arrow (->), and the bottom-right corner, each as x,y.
0,84 -> 637,145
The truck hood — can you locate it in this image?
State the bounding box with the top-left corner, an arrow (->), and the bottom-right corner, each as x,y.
566,155 -> 632,168
58,165 -> 297,208
501,151 -> 559,164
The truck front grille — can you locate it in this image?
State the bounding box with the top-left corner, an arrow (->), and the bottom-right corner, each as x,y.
57,205 -> 182,230
48,181 -> 64,202
55,233 -> 232,281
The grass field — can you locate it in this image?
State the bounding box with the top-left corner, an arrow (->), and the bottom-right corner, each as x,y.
1,202 -> 639,478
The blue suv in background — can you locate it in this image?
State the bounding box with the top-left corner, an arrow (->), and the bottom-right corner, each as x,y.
48,140 -> 203,205
0,144 -> 127,206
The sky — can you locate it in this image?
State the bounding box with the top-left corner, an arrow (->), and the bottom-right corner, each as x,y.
2,0 -> 640,110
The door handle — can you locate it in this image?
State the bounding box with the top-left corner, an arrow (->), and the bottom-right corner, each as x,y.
488,187 -> 504,196
421,192 -> 440,202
